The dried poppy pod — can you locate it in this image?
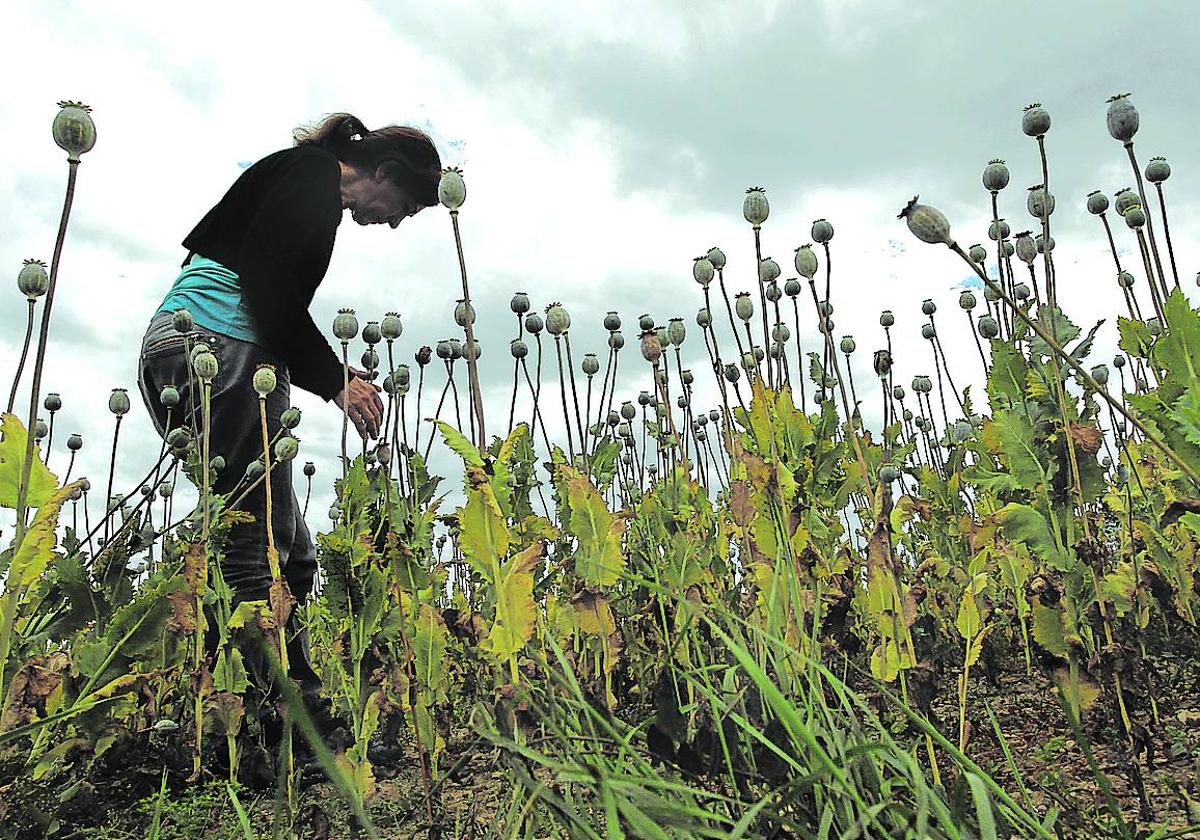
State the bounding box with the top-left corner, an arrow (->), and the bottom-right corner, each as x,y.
693,256 -> 715,287
839,335 -> 856,354
1106,93 -> 1138,143
982,159 -> 1010,192
415,345 -> 433,366
811,219 -> 834,244
510,338 -> 528,359
794,244 -> 818,279
602,311 -> 621,332
608,331 -> 625,350
978,316 -> 999,339
172,307 -> 195,333
281,407 -> 302,429
1015,232 -> 1038,264
67,433 -> 83,451
454,299 -> 476,327
759,256 -> 781,284
253,364 -> 277,398
362,320 -> 382,345
17,259 -> 48,299
921,299 -> 936,316
333,308 -> 359,342
1036,234 -> 1054,254
1086,190 -> 1109,215
968,244 -> 987,264
959,290 -> 976,310
743,187 -> 769,226
734,292 -> 753,322
582,353 -> 600,376
108,388 -> 130,416
1124,206 -> 1147,229
1021,103 -> 1051,138
879,310 -> 895,328
545,303 -> 570,335
1145,156 -> 1170,183
874,350 -> 891,377
987,219 -> 1010,242
784,278 -> 802,297
438,166 -> 466,210
52,100 -> 97,161
1114,188 -> 1140,216
524,313 -> 544,335
899,196 -> 953,246
381,311 -> 403,340
1026,185 -> 1055,220
639,330 -> 662,364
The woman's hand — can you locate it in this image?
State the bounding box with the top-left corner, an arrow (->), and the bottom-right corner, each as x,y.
334,368 -> 384,440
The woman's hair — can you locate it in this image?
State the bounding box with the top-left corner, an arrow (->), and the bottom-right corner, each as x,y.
294,112 -> 442,207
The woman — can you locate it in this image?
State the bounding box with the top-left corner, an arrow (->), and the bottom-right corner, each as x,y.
136,113 -> 440,741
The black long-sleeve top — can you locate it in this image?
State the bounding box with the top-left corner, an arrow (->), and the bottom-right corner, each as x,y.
181,145 -> 347,401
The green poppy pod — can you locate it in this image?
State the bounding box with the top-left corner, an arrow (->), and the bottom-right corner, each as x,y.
708,409 -> 720,423
968,244 -> 987,264
464,340 -> 480,361
772,323 -> 790,344
759,256 -> 781,284
915,416 -> 929,431
435,340 -> 452,360
172,307 -> 195,333
1002,241 -> 1014,258
695,429 -> 707,443
545,303 -> 571,335
921,323 -> 936,340
603,311 -> 621,332
381,311 -> 403,340
921,299 -> 936,316
362,321 -> 382,345
245,459 -> 265,481
794,244 -> 818,279
52,100 -> 97,161
166,427 -> 191,451
333,308 -> 359,341
726,362 -> 743,381
1113,354 -> 1125,369
949,420 -> 973,444
44,392 -> 62,412
1013,282 -> 1031,301
899,196 -> 952,246
360,348 -> 380,371
1124,206 -> 1147,229
509,292 -> 531,316
784,278 -> 802,297
764,280 -> 781,302
1036,235 -> 1054,254
1021,103 -> 1051,137
67,432 -> 83,451
17,259 -> 48,299
375,443 -> 391,466
253,364 -> 277,398
582,353 -> 600,376
1146,156 -> 1170,184
608,331 -> 625,350
454,299 -> 475,327
880,310 -> 895,328
874,350 -> 891,377
620,401 -> 636,420
959,290 -> 976,310
667,318 -> 686,346
840,335 -> 855,354
743,187 -> 769,226
706,246 -> 726,270
880,464 -> 901,483
903,408 -> 913,421
1090,364 -> 1109,386
524,313 -> 544,335
606,410 -> 620,427
988,219 -> 1010,241
108,388 -> 130,416
1105,93 -> 1138,142
982,159 -> 1009,192
438,166 -> 466,210
303,461 -> 316,477
1086,190 -> 1109,215
636,391 -> 651,407
1015,232 -> 1038,264
978,316 -> 999,339
734,292 -> 753,322
983,283 -> 1000,302
281,407 -> 302,429
892,385 -> 905,400
1114,188 -> 1139,216
1117,271 -> 1135,288
159,482 -> 174,498
617,421 -> 631,438
811,218 -> 834,244
1147,317 -> 1163,337
1026,185 -> 1055,220
209,455 -> 225,474
638,313 -> 655,331
693,256 -> 715,287
510,338 -> 528,359
395,365 -> 410,388
34,418 -> 47,440
819,317 -> 834,334
677,394 -> 689,409
382,374 -> 396,395
696,308 -> 712,328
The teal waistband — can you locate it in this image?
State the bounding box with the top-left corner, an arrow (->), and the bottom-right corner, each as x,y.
154,254 -> 261,345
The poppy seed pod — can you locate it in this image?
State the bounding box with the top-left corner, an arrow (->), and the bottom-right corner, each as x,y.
1002,241 -> 1015,258
608,331 -> 625,350
209,455 -> 225,474
524,313 -> 544,335
17,259 -> 49,299
724,363 -> 742,382
639,330 -> 662,364
1021,103 -> 1051,138
968,244 -> 987,264
696,307 -> 712,328
616,421 -> 631,438
880,464 -> 901,483
44,392 -> 62,412
1090,364 -> 1109,386
819,317 -> 834,334
382,374 -> 396,395
1124,206 -> 1147,229
743,187 -> 769,226
67,432 -> 83,451
949,420 -> 973,444
734,292 -> 754,322
438,166 -> 466,210
1113,354 -> 1126,369
510,338 -> 528,359
1015,232 -> 1038,264
893,385 -> 906,400
978,315 -> 999,339
693,256 -> 715,287
988,219 -> 1010,242
415,345 -> 433,366
840,335 -> 856,354
1147,317 -> 1163,337
333,308 -> 359,342
654,368 -> 667,387
381,311 -> 403,340
52,101 -> 97,161
982,159 -> 1010,192
874,349 -> 891,377
375,443 -> 391,466
1114,188 -> 1140,216
253,365 -> 277,398
811,219 -> 834,244
362,321 -> 382,345
281,407 -> 302,429
773,322 -> 791,344
361,348 -> 380,371
510,292 -> 530,315
638,391 -> 652,406
1027,185 -> 1055,220
108,388 -> 130,416
303,461 -> 316,477
603,311 -> 621,332
34,419 -> 47,440
921,323 -> 936,340
760,281 -> 778,304
633,313 -> 652,332
245,459 -> 265,481
681,369 -> 694,386
880,310 -> 895,328
606,410 -> 620,427
784,278 -> 802,298
921,299 -> 937,316
166,427 -> 191,451
915,416 -> 929,431
545,303 -> 570,336
667,318 -> 686,346
1117,271 -> 1135,288
759,256 -> 781,284
903,408 -> 913,422
768,343 -> 783,360
436,340 -> 452,360
655,325 -> 668,347
172,307 -> 195,333
582,353 -> 600,376
394,364 -> 410,388
677,394 -> 689,408
1036,234 -> 1054,254
959,290 -> 976,310
706,245 -> 726,271
1086,191 -> 1109,215
817,300 -> 833,317
1105,93 -> 1138,143
794,244 -> 818,279
899,196 -> 953,246
272,435 -> 299,463
1146,156 -> 1170,183
1013,282 -> 1031,301
620,401 -> 637,420
454,299 -> 476,327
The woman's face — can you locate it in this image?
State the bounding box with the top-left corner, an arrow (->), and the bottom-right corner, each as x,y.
346,166 -> 424,228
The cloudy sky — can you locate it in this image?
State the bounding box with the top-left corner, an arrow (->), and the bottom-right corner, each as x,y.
2,0 -> 1198,529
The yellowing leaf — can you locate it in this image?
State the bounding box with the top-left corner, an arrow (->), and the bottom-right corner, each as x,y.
413,604 -> 448,692
572,590 -> 616,637
565,469 -> 626,586
956,591 -> 981,643
434,419 -> 484,468
458,483 -> 510,582
0,413 -> 59,509
1031,602 -> 1070,659
9,480 -> 80,589
484,541 -> 542,663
